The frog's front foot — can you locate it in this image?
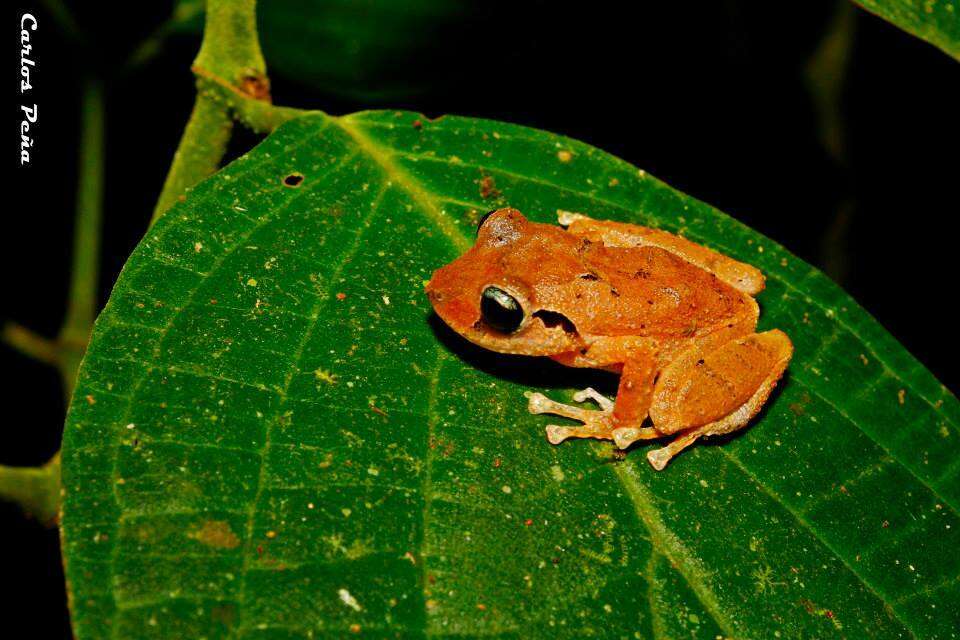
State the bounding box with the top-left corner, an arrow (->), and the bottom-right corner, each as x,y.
525,388 -> 616,444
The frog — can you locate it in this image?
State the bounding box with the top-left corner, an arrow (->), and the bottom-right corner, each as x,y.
425,208 -> 793,470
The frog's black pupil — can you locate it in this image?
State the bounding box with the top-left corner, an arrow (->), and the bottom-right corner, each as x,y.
480,286 -> 524,333
476,209 -> 499,236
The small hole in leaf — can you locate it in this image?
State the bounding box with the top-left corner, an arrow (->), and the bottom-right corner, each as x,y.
283,173 -> 304,187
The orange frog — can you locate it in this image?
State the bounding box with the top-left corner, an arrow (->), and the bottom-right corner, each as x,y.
426,208 -> 793,470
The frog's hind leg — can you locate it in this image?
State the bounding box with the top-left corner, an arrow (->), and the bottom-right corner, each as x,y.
646,379 -> 775,470
645,330 -> 793,470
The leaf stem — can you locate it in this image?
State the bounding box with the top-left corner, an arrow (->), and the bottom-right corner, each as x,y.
195,67 -> 310,133
123,1 -> 205,72
38,0 -> 85,46
150,0 -> 275,223
55,77 -> 106,400
2,323 -> 61,367
0,454 -> 61,523
151,94 -> 234,222
194,0 -> 266,84
60,79 -> 105,380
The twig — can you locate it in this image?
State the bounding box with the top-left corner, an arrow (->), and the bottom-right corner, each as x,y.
124,0 -> 205,72
38,0 -> 85,47
151,94 -> 234,222
194,65 -> 310,133
4,0 -> 308,521
2,323 -> 60,367
58,78 -> 105,395
0,454 -> 61,524
150,0 -> 272,223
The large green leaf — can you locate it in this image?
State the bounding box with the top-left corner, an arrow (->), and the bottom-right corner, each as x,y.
61,111 -> 959,639
257,0 -> 472,100
853,0 -> 960,61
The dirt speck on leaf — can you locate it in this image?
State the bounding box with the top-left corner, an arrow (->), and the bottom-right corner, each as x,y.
187,520 -> 240,549
479,175 -> 500,199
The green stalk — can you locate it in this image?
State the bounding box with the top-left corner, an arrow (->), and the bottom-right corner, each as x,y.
58,78 -> 105,396
151,94 -> 234,222
151,0 -> 271,223
0,455 -> 60,524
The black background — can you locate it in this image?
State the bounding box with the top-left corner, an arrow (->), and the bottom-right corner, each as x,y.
4,2 -> 959,637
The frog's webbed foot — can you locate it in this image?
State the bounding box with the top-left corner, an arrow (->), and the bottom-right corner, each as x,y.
525,388 -> 616,444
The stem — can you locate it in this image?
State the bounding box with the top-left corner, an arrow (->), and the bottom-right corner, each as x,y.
124,1 -> 206,72
194,0 -> 266,83
59,78 -> 106,397
0,455 -> 61,523
38,0 -> 85,46
2,323 -> 60,366
195,66 -> 310,133
151,95 -> 233,222
150,0 -> 272,223
805,1 -> 855,164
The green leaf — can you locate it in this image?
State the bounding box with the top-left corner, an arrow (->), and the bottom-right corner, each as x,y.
852,0 -> 960,61
258,0 -> 473,100
61,111 -> 960,639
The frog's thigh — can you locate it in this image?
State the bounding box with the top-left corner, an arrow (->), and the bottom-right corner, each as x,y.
608,357 -> 662,448
645,330 -> 793,470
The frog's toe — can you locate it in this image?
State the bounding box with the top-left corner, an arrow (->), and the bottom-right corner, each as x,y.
526,390 -> 616,444
525,391 -> 596,422
545,424 -> 576,444
545,422 -> 613,445
572,387 -> 614,411
611,426 -> 662,450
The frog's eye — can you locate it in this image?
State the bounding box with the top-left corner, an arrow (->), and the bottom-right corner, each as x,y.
480,286 -> 524,333
476,209 -> 499,236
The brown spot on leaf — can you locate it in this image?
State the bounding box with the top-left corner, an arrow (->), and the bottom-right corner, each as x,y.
188,520 -> 240,549
788,392 -> 811,417
211,604 -> 237,628
479,175 -> 500,199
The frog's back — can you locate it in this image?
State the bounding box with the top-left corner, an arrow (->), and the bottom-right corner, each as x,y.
572,244 -> 757,338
